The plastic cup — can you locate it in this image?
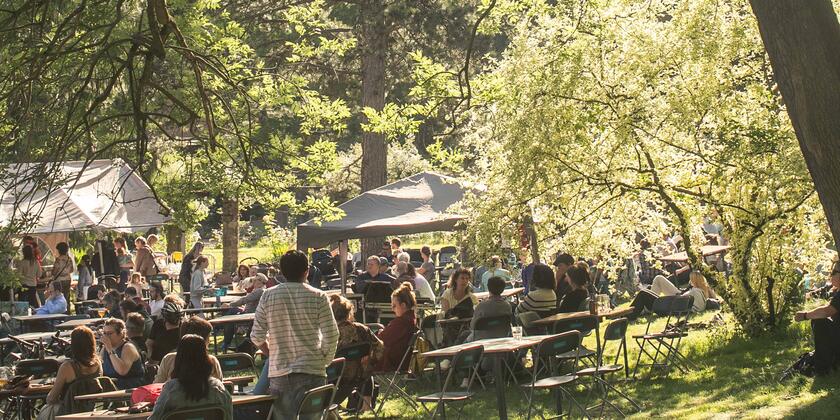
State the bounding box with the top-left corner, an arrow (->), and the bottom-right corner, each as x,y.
512,326 -> 523,340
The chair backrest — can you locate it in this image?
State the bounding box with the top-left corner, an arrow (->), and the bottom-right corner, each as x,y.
651,295 -> 677,316
450,344 -> 484,372
365,323 -> 385,335
671,295 -> 694,314
16,358 -> 61,379
473,314 -> 512,338
516,311 -> 540,328
603,317 -> 628,341
326,358 -> 345,384
336,342 -> 371,361
216,352 -> 256,375
551,315 -> 597,336
297,384 -> 336,418
535,308 -> 558,319
395,330 -> 421,373
535,331 -> 581,358
98,376 -> 117,392
161,406 -> 226,420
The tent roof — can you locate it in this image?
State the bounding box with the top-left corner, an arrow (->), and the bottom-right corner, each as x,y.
1,159 -> 170,234
297,172 -> 476,249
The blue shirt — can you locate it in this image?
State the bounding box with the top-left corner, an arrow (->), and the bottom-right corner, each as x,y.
35,295 -> 67,315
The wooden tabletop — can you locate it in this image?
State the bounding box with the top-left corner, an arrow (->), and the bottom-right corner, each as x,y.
57,395 -> 275,419
208,312 -> 255,326
474,287 -> 525,301
423,335 -> 556,358
12,314 -> 69,322
531,306 -> 636,328
56,318 -> 107,331
201,295 -> 241,306
75,388 -> 134,401
180,307 -> 230,315
0,331 -> 72,345
437,317 -> 472,326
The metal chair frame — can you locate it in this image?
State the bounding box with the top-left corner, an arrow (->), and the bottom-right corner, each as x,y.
521,331 -> 589,420
632,295 -> 697,378
417,344 -> 484,419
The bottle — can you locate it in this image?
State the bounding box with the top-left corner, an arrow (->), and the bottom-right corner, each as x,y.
589,296 -> 597,315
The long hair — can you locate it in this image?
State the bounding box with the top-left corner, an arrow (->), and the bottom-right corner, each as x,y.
689,271 -> 716,299
70,326 -> 98,367
392,281 -> 416,310
329,294 -> 354,322
186,242 -> 204,259
171,334 -> 213,401
193,256 -> 208,273
22,245 -> 35,262
447,268 -> 472,291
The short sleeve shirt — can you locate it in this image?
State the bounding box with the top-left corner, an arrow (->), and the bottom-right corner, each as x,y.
421,262 -> 436,281
148,319 -> 180,362
830,289 -> 840,313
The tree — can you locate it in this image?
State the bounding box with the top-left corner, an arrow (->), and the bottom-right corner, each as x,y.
748,1 -> 840,251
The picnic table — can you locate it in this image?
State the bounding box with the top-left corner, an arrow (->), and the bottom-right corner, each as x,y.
56,394 -> 275,419
474,287 -> 525,301
530,306 -> 636,328
180,307 -> 230,316
201,295 -> 241,307
207,312 -> 255,327
0,331 -> 72,345
75,388 -> 134,403
11,314 -> 69,332
423,335 -> 556,420
55,318 -> 107,331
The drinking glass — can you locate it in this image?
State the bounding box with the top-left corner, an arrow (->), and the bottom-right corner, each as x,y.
512,326 -> 523,340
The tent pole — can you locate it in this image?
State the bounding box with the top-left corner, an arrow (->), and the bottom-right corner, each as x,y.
339,240 -> 348,295
96,240 -> 104,282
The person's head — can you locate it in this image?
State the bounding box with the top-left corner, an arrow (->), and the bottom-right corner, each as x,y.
46,280 -> 63,299
366,255 -> 382,276
119,299 -> 142,319
381,241 -> 392,255
125,313 -> 146,338
150,282 -> 164,300
532,263 -> 556,291
124,286 -> 138,298
162,301 -> 183,326
171,334 -> 213,401
180,316 -> 213,344
552,253 -> 575,277
489,255 -> 502,269
116,247 -> 126,257
279,250 -> 309,282
164,293 -> 185,307
193,256 -> 209,271
391,282 -> 416,316
22,244 -> 35,262
56,242 -> 69,256
448,268 -> 472,292
147,234 -> 158,247
237,264 -> 249,279
22,235 -> 35,245
70,326 -> 98,367
248,265 -> 258,277
103,290 -> 122,306
396,261 -> 409,276
135,236 -> 147,248
251,273 -> 268,289
187,241 -> 204,258
421,246 -> 432,259
391,238 -> 402,251
330,294 -> 354,323
102,318 -> 126,347
113,237 -> 126,249
81,254 -> 91,266
689,271 -> 713,297
397,252 -> 410,264
487,276 -> 506,297
565,262 -> 590,291
97,287 -> 107,301
130,272 -> 142,284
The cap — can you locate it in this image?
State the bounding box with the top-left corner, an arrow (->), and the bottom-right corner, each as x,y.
379,256 -> 389,267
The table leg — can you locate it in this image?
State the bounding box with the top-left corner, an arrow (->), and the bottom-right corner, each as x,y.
493,356 -> 508,420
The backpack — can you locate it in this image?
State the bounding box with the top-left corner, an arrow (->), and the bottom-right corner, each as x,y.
780,351 -> 816,382
59,363 -> 103,415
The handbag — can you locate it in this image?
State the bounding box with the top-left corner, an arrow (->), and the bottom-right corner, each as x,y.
130,383 -> 164,405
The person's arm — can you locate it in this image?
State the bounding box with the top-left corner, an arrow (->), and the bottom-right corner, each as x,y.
795,303 -> 839,321
45,362 -> 71,404
106,342 -> 140,376
148,380 -> 175,420
250,293 -> 269,349
440,290 -> 451,312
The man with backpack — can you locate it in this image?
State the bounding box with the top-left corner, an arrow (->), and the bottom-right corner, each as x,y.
794,262 -> 840,375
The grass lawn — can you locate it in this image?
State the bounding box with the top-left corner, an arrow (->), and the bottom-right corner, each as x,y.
368,310 -> 840,419
203,246 -> 274,268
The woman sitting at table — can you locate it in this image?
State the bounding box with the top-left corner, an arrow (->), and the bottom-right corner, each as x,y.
441,268 -> 479,315
100,318 -> 146,389
35,281 -> 68,315
189,256 -> 212,316
376,282 -> 419,372
396,261 -> 435,302
557,262 -> 591,313
515,264 -> 557,317
232,264 -> 250,286
154,316 -> 223,383
330,294 -> 383,411
45,326 -> 103,415
220,273 -> 267,352
149,334 -> 232,420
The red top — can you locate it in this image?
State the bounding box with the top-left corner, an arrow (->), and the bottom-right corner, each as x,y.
376,311 -> 417,372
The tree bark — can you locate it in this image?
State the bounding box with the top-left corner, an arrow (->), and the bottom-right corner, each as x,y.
749,0 -> 840,250
221,198 -> 239,273
359,0 -> 389,260
165,224 -> 185,254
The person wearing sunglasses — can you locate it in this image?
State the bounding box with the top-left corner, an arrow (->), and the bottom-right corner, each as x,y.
795,262 -> 840,375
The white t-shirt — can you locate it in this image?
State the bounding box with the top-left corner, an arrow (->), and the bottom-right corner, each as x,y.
149,298 -> 165,317
413,274 -> 435,301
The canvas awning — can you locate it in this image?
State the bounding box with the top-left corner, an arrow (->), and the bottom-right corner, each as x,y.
1,159 -> 170,233
297,172 -> 478,250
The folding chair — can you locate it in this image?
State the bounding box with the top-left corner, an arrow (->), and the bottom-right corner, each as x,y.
161,406 -> 226,420
552,315 -> 599,369
521,331 -> 589,420
373,330 -> 422,416
472,314 -> 512,339
335,342 -> 372,412
216,352 -> 257,392
632,295 -> 696,378
574,317 -> 641,418
417,344 -> 484,419
296,384 -> 337,420
516,311 -> 543,336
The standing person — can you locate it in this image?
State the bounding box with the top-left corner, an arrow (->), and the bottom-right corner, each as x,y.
552,253 -> 575,300
190,256 -> 211,315
76,255 -> 93,302
100,318 -> 145,389
417,246 -> 437,284
390,238 -> 402,257
21,236 -> 42,265
51,242 -> 75,305
146,234 -> 159,252
16,244 -> 42,307
795,263 -> 840,376
114,238 -> 133,292
250,250 -> 339,419
480,256 -> 512,292
149,335 -> 232,420
134,237 -> 158,277
179,242 -> 204,295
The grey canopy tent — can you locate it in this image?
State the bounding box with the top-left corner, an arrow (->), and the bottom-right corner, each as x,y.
297,171 -> 477,292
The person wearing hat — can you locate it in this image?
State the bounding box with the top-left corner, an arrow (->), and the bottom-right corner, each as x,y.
795,262 -> 840,375
146,301 -> 183,363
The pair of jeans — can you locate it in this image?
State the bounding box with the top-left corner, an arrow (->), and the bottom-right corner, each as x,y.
268,373 -> 326,419
812,318 -> 840,374
253,362 -> 270,395
222,307 -> 244,349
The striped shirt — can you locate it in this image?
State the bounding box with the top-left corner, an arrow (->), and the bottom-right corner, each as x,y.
250,282 -> 339,378
516,288 -> 557,314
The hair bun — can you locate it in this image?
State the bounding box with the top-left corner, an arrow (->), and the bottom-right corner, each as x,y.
400,281 -> 414,291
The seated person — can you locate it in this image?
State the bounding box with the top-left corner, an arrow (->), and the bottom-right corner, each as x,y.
330,295 -> 383,411
395,262 -> 435,302
440,268 -> 479,315
146,301 -> 183,363
516,264 -> 557,316
557,262 -> 591,313
127,273 -> 148,297
469,276 -> 513,341
148,282 -> 166,318
124,286 -> 151,314
102,290 -> 123,319
221,273 -> 267,352
375,282 -> 419,372
353,256 -> 396,294
100,318 -> 145,389
794,264 -> 840,375
125,312 -> 149,359
149,335 -> 233,420
45,326 -> 102,414
36,281 -> 68,315
154,316 -> 223,383
480,255 -> 512,292
634,271 -> 717,313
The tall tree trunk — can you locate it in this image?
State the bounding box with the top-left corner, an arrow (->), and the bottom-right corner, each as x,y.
749,1 -> 840,250
165,225 -> 185,254
221,198 -> 239,273
359,0 -> 389,260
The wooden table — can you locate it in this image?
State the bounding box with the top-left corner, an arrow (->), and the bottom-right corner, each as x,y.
0,331 -> 72,345
201,295 -> 241,307
530,306 -> 636,328
75,388 -> 134,403
12,314 -> 69,332
56,318 -> 107,331
57,394 -> 275,419
423,335 -> 556,420
474,287 -> 525,301
208,312 -> 255,327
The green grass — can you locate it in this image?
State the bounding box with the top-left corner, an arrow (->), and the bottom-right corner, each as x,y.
370,310 -> 840,419
203,246 -> 274,268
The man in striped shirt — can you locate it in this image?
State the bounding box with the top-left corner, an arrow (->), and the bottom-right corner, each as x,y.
251,250 -> 339,418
